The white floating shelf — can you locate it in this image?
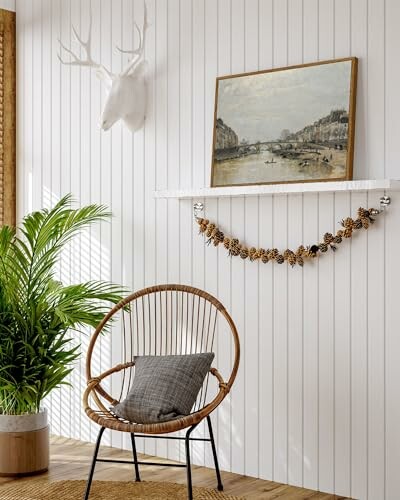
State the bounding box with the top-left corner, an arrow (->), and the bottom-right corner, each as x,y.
154,179 -> 400,200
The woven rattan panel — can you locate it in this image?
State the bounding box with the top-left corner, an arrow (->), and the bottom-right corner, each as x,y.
0,9 -> 15,227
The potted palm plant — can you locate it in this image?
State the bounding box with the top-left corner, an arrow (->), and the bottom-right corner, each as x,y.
0,195 -> 123,476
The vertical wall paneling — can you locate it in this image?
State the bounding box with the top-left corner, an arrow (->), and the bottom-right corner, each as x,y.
385,193 -> 400,500
350,0 -> 368,179
230,0 -> 245,477
216,0 -> 232,474
367,0 -> 385,181
16,0 -> 400,497
271,1 -> 288,485
287,193 -> 303,487
317,193 -> 335,493
333,192 -> 351,496
153,0 -> 168,459
350,192 -> 368,500
385,0 -> 400,494
258,2 -> 274,482
367,189 -> 385,500
302,193 -> 319,491
272,194 -> 288,485
243,0 -> 259,479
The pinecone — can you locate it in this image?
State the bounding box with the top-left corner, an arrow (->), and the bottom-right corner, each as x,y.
358,207 -> 369,218
276,254 -> 284,264
319,242 -> 328,253
283,249 -> 293,260
343,227 -> 353,238
210,227 -> 218,238
268,248 -> 279,260
213,231 -> 224,246
353,218 -> 363,229
336,229 -> 344,237
223,237 -> 231,250
198,218 -> 209,233
229,239 -> 240,256
205,223 -> 216,238
361,218 -> 369,229
254,248 -> 265,260
342,217 -> 354,228
248,247 -> 258,261
308,244 -> 320,257
323,232 -> 334,244
261,253 -> 269,263
288,254 -> 297,267
333,235 -> 342,244
297,256 -> 304,267
214,230 -> 224,242
240,247 -> 249,259
296,245 -> 306,257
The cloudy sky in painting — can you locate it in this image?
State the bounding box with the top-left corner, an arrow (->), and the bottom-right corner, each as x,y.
217,60 -> 352,143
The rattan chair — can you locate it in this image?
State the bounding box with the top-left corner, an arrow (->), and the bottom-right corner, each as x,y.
83,284 -> 240,500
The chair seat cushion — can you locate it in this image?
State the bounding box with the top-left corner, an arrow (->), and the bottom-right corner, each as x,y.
112,353 -> 215,424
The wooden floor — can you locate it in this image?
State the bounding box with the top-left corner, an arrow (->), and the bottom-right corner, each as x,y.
0,436 -> 350,499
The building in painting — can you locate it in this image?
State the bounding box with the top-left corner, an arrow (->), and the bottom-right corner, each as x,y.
215,118 -> 238,150
287,109 -> 349,145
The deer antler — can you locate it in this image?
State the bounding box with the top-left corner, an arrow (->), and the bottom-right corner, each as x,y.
116,2 -> 149,77
58,12 -> 113,86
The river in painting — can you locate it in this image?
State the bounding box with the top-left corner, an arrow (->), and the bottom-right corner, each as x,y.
212,145 -> 347,186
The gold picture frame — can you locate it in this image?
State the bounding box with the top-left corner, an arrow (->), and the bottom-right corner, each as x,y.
210,57 -> 358,188
0,8 -> 16,226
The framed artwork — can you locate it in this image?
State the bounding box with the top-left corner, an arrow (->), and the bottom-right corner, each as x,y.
0,9 -> 16,226
210,57 -> 358,187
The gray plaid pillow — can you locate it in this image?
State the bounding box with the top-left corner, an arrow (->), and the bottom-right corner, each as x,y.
112,353 -> 215,424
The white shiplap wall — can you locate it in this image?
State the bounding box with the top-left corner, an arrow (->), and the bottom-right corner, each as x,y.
16,0 -> 400,498
0,0 -> 15,11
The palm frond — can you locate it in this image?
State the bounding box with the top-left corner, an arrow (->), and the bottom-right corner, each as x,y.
0,195 -> 125,415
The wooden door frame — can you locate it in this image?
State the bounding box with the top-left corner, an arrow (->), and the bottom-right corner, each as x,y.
0,8 -> 15,227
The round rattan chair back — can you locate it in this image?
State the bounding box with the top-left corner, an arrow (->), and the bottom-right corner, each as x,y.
84,284 -> 240,434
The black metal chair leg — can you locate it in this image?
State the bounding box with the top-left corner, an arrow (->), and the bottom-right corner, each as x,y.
185,424 -> 199,500
206,415 -> 223,491
130,433 -> 141,482
83,426 -> 105,500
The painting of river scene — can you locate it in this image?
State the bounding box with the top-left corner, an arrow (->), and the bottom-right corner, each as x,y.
211,58 -> 357,187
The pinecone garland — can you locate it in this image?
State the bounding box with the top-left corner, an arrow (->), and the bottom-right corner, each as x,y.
197,205 -> 380,267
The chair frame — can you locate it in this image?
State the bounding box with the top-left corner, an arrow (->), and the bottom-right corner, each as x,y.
82,284 -> 240,500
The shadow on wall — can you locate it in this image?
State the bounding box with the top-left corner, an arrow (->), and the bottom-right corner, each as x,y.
42,188 -> 112,446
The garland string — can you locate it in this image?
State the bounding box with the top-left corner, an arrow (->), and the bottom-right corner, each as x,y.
196,206 -> 380,267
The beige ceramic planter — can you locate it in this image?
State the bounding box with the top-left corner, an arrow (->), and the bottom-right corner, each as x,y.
0,408 -> 49,476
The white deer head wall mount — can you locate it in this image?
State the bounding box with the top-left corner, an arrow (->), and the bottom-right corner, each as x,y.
58,4 -> 149,133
